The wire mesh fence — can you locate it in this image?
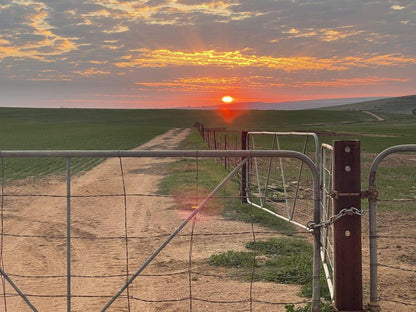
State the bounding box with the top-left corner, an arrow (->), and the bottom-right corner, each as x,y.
0,150 -> 321,312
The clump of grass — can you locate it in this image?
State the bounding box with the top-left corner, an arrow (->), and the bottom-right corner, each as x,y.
223,203 -> 296,234
285,302 -> 334,312
246,237 -> 310,255
209,251 -> 258,268
209,237 -> 331,300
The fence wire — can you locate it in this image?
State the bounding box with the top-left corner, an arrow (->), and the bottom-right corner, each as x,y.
0,151 -> 319,312
371,197 -> 416,310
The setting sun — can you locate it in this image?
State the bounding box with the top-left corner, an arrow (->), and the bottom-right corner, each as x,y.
222,96 -> 233,103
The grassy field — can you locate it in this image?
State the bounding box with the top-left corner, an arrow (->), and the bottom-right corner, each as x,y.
321,94 -> 416,115
1,106 -> 415,152
0,106 -> 415,181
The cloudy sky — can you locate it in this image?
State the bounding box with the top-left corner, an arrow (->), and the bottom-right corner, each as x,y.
0,0 -> 415,108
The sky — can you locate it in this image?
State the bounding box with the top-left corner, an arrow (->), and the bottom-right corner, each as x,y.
0,0 -> 415,109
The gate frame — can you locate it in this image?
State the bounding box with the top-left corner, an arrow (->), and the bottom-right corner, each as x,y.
367,144 -> 416,312
0,149 -> 322,312
243,131 -> 321,230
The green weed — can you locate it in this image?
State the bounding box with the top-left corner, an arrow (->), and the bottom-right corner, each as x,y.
209,237 -> 331,300
285,302 -> 334,312
209,251 -> 258,268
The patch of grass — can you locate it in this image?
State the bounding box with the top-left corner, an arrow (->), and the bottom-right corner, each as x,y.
209,251 -> 258,268
285,302 -> 334,312
246,237 -> 311,256
223,204 -> 296,234
209,237 -> 331,300
177,129 -> 210,150
360,161 -> 416,212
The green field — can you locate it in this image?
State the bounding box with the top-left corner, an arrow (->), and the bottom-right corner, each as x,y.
321,94 -> 416,115
1,106 -> 415,152
0,105 -> 415,180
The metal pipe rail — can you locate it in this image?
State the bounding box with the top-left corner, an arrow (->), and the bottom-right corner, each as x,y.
246,131 -> 321,164
0,149 -> 322,312
368,144 -> 416,310
320,143 -> 334,300
2,149 -> 318,159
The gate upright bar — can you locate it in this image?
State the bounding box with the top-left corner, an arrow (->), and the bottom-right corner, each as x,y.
241,131 -> 248,203
66,158 -> 72,312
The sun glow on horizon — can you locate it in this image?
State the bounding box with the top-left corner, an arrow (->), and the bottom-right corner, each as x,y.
222,95 -> 233,103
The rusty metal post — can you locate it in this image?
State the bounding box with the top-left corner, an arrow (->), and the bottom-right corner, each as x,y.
200,124 -> 205,140
241,131 -> 248,203
333,140 -> 363,311
224,133 -> 228,169
207,130 -> 211,147
203,129 -> 208,145
213,130 -> 217,150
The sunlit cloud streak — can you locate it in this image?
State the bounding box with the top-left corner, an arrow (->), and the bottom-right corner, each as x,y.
117,49 -> 416,71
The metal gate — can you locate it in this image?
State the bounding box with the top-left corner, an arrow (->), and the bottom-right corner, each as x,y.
0,149 -> 322,312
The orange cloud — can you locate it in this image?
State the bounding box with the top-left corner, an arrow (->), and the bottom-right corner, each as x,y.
137,76 -> 240,91
391,5 -> 405,10
88,0 -> 242,24
74,68 -> 111,76
136,74 -> 410,93
282,26 -> 364,42
117,49 -> 340,71
0,2 -> 77,61
116,49 -> 416,72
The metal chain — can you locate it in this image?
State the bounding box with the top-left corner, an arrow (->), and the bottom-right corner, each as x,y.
307,207 -> 365,230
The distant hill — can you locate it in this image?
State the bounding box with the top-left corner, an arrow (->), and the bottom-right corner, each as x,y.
179,97 -> 383,110
320,95 -> 416,115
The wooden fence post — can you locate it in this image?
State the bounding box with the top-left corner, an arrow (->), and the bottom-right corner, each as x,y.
333,140 -> 363,311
